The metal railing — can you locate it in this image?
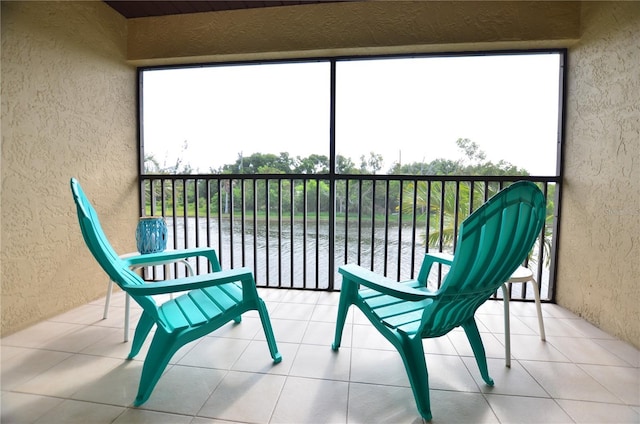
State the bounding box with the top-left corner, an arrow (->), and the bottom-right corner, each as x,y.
139,174 -> 560,302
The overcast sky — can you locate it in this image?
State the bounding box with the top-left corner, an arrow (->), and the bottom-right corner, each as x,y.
142,52 -> 561,175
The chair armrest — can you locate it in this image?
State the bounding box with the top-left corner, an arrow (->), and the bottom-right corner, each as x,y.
123,267 -> 253,296
417,252 -> 454,284
425,252 -> 454,265
339,264 -> 432,301
123,247 -> 221,271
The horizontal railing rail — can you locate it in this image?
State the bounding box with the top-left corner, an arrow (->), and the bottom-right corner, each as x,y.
139,174 -> 560,302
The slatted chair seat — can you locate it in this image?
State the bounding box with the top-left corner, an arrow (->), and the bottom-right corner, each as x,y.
157,283 -> 243,330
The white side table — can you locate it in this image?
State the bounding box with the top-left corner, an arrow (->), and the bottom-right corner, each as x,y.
103,252 -> 195,342
501,265 -> 546,367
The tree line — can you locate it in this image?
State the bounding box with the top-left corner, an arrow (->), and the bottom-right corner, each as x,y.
143,138 -> 551,260
145,138 -> 530,177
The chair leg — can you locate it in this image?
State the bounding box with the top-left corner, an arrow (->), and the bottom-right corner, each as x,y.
331,302 -> 349,351
256,299 -> 282,363
462,318 -> 494,386
128,311 -> 155,360
398,336 -> 432,422
501,283 -> 511,367
332,280 -> 355,351
134,330 -> 179,406
530,279 -> 546,341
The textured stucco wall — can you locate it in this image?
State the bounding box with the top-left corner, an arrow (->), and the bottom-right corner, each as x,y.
1,1 -> 138,335
560,2 -> 639,347
127,1 -> 580,65
2,0 -> 637,350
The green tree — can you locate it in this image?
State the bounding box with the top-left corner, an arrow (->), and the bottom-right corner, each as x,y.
336,155 -> 357,174
360,152 -> 384,174
144,140 -> 193,174
221,152 -> 295,174
456,137 -> 486,162
294,154 -> 329,174
400,139 -> 530,249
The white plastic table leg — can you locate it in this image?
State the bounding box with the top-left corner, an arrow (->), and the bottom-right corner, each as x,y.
104,278 -> 113,319
502,266 -> 546,368
501,283 -> 511,367
530,278 -> 546,341
181,260 -> 195,277
124,293 -> 130,342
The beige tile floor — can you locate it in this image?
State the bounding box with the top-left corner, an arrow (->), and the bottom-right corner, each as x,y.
2,289 -> 638,423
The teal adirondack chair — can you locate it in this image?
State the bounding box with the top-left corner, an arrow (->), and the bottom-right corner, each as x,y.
70,178 -> 281,406
332,181 -> 546,421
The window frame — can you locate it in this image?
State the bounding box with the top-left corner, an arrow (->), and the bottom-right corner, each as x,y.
137,49 -> 566,179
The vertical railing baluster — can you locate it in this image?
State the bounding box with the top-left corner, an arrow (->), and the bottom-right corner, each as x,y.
205,178 -> 211,273
315,178 -> 320,289
357,179 -> 363,265
240,179 -> 246,267
396,180 -> 403,281
148,180 -> 155,216
182,179 -> 188,250
436,181 -> 446,286
194,179 -> 201,254
369,180 -> 376,271
425,180 -> 432,255
265,178 -> 270,286
277,179 -> 283,287
383,180 -> 389,276
344,180 -> 349,264
178,178 -> 188,277
252,179 -> 258,282
452,181 -> 460,253
289,178 -> 295,287
303,179 -> 308,288
438,181 -> 445,253
409,179 -> 418,279
229,179 -> 235,268
216,179 -> 223,267
483,180 -> 489,202
469,180 -> 475,215
171,179 -> 177,252
159,179 -> 168,280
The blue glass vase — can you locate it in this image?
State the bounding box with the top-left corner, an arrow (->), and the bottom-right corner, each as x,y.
135,217 -> 167,254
